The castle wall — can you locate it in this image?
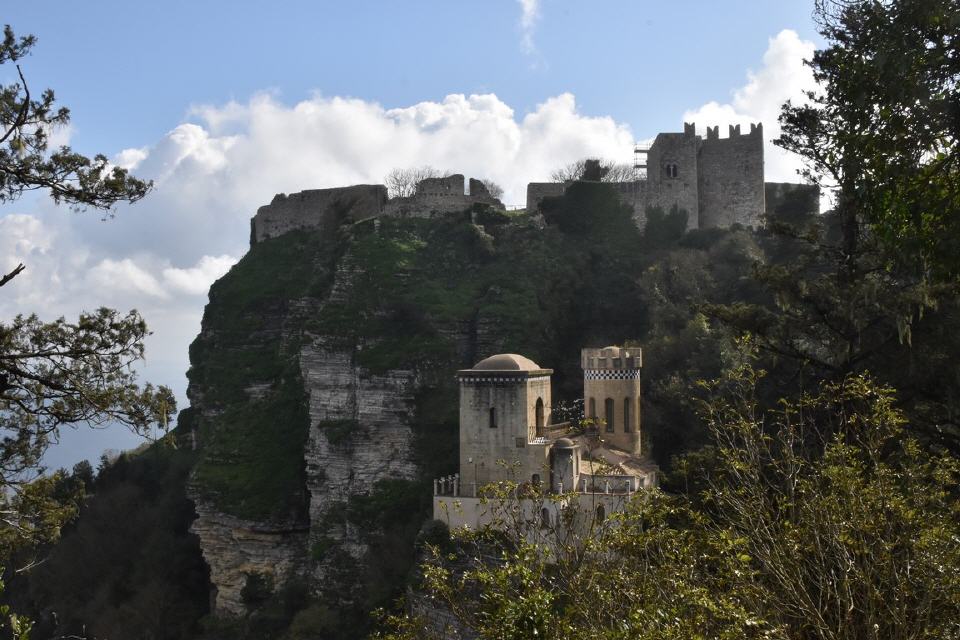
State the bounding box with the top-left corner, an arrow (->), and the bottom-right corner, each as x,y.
697,123 -> 765,228
645,124 -> 700,230
251,184 -> 387,244
383,174 -> 503,218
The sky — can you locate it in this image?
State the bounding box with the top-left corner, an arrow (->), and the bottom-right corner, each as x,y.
2,1 -> 823,469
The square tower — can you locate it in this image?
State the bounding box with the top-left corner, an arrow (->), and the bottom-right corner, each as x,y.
457,354 -> 553,488
581,346 -> 642,456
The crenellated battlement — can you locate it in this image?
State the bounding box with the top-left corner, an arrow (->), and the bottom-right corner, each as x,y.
525,120 -> 778,232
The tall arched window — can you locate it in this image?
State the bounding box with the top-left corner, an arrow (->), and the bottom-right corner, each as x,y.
541,508 -> 551,528
588,397 -> 596,419
489,407 -> 497,428
604,398 -> 615,433
535,397 -> 545,436
596,504 -> 605,522
623,397 -> 632,432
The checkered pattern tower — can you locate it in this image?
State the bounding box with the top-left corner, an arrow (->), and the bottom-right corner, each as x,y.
581,346 -> 642,455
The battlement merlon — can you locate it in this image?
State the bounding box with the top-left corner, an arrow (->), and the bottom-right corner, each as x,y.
581,346 -> 642,370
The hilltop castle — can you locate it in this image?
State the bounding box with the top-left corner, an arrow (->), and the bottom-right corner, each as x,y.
433,346 -> 658,530
248,121 -> 818,245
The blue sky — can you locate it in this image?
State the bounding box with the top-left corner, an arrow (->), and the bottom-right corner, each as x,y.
2,1 -> 823,469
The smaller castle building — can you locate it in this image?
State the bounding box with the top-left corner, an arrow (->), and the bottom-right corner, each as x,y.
434,348 -> 658,530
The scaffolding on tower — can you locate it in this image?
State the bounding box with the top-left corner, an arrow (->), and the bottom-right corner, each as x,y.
633,142 -> 650,179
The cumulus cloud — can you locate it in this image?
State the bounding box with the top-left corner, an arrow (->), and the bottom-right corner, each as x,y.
518,0 -> 541,54
163,255 -> 237,295
683,29 -> 817,183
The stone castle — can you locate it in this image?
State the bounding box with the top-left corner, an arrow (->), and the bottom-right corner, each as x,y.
249,121 -> 817,245
434,346 -> 658,530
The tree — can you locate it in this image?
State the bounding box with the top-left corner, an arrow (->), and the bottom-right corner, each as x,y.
0,26 -> 151,288
712,0 -> 960,451
0,26 -> 174,573
384,166 -> 448,199
379,352 -> 960,640
549,158 -> 637,183
777,0 -> 960,281
478,179 -> 503,200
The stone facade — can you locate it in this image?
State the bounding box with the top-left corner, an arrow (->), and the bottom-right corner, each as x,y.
457,355 -> 554,492
250,175 -> 505,246
382,174 -> 503,218
251,184 -> 387,244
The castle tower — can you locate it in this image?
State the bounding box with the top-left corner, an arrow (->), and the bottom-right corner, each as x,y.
581,346 -> 642,456
644,122 -> 700,230
697,122 -> 765,228
457,354 -> 553,489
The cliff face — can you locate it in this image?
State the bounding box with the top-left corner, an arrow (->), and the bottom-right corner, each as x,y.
184,182 -> 647,624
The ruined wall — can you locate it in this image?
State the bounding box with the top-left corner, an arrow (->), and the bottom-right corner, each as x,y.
383,174 -> 503,218
645,123 -> 700,230
251,185 -> 387,244
697,123 -> 765,228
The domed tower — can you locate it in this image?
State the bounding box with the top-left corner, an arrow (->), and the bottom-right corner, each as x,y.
581,346 -> 642,456
457,354 -> 553,490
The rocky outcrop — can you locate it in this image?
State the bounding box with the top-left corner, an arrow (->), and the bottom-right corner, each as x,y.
191,498 -> 309,615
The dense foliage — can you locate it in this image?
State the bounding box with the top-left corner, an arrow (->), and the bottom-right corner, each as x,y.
381,354 -> 960,640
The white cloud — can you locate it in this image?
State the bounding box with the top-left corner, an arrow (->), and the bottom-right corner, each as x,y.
518,0 -> 540,55
88,258 -> 168,299
683,29 -> 817,183
163,254 -> 237,295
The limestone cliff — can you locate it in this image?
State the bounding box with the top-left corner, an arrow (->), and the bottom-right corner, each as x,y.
184,181 -> 647,626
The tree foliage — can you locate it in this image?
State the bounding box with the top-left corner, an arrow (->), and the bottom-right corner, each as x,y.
777,0 -> 960,280
381,353 -> 960,640
0,25 -> 151,213
384,166 -> 449,198
549,158 -> 638,183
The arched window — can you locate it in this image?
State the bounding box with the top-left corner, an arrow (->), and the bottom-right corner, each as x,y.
596,504 -> 605,522
604,398 -> 615,432
532,473 -> 541,487
489,407 -> 497,428
624,397 -> 632,432
540,508 -> 551,528
535,397 -> 545,435
664,163 -> 679,178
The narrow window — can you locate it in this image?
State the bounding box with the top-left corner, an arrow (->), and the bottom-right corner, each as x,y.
589,397 -> 596,419
596,504 -> 605,522
532,473 -> 541,487
604,398 -> 615,433
535,397 -> 545,435
541,508 -> 551,528
489,407 -> 497,428
624,397 -> 632,433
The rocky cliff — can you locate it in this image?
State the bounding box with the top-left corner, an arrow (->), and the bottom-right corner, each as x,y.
183,181 -> 649,632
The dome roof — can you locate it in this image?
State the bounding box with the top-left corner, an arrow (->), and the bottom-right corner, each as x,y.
472,353 -> 542,371
553,437 -> 577,449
